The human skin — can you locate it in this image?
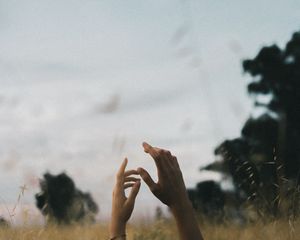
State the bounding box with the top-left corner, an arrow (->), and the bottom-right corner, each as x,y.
138,142 -> 204,240
109,158 -> 141,240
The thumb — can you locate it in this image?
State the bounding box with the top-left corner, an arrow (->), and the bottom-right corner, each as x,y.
137,167 -> 157,192
127,180 -> 141,204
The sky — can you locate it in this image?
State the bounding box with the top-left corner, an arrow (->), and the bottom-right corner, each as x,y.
0,0 -> 300,223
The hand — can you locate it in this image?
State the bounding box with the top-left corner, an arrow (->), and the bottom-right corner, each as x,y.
137,142 -> 189,208
138,142 -> 204,240
110,158 -> 141,238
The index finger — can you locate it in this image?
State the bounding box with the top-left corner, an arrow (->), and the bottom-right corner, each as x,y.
116,158 -> 128,181
142,142 -> 164,169
142,142 -> 159,159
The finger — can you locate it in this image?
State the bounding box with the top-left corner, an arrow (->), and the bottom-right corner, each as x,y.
142,142 -> 159,157
163,150 -> 172,158
143,142 -> 170,157
117,158 -> 128,178
124,169 -> 139,177
159,149 -> 174,168
124,183 -> 135,189
152,147 -> 172,172
125,177 -> 140,182
137,167 -> 157,192
116,158 -> 128,188
127,180 -> 141,204
172,156 -> 180,169
142,142 -> 164,169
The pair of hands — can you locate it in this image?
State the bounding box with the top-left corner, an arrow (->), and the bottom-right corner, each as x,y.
110,142 -> 190,238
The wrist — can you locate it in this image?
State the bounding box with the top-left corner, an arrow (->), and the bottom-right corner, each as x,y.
170,196 -> 198,225
169,192 -> 191,211
170,195 -> 197,222
110,234 -> 126,240
109,219 -> 126,238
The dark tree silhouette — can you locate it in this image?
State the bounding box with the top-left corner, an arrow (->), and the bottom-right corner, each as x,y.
187,181 -> 225,220
35,172 -> 99,224
0,217 -> 9,228
243,32 -> 300,179
190,30 -> 300,218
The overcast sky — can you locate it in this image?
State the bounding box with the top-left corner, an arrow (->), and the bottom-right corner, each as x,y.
0,0 -> 300,222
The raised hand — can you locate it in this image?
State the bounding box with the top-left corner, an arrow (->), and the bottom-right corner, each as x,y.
110,158 -> 141,239
137,142 -> 189,208
138,142 -> 204,240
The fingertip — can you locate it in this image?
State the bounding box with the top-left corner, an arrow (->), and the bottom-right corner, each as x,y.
142,142 -> 151,151
132,180 -> 141,193
117,158 -> 128,176
137,167 -> 146,175
121,158 -> 128,168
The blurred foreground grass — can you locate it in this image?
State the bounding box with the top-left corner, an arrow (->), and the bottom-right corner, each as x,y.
0,219 -> 299,240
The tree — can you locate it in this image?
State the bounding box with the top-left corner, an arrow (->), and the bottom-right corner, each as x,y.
35,172 -> 99,224
191,31 -> 300,218
243,32 -> 300,179
187,180 -> 225,220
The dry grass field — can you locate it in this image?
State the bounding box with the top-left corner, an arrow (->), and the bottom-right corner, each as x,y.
0,219 -> 299,240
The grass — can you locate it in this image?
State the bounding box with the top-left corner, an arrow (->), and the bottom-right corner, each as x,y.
0,218 -> 299,240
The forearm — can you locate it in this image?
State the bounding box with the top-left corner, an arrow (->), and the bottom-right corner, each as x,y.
170,197 -> 204,240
